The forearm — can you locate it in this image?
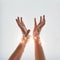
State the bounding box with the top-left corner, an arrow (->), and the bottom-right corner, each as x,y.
34,37 -> 45,60
9,37 -> 28,60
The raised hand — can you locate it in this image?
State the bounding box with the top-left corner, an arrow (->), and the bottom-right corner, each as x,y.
9,17 -> 30,60
16,17 -> 30,37
33,15 -> 46,60
33,15 -> 45,39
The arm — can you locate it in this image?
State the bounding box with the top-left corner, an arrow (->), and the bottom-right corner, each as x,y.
9,36 -> 29,60
34,36 -> 45,60
33,15 -> 46,60
9,17 -> 30,60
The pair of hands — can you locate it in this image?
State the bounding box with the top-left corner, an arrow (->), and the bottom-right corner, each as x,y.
16,15 -> 45,41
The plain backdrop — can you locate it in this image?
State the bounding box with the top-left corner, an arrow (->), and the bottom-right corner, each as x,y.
0,0 -> 60,60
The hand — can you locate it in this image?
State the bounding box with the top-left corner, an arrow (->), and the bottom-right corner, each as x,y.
9,17 -> 30,60
16,17 -> 30,37
33,15 -> 45,39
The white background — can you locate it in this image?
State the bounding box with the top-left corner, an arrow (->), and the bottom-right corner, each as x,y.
0,0 -> 60,60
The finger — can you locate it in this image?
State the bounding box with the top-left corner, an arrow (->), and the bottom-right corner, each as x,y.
43,15 -> 45,24
40,16 -> 43,23
38,16 -> 43,27
25,29 -> 30,36
16,18 -> 26,34
16,19 -> 21,30
16,19 -> 20,27
16,17 -> 22,27
34,17 -> 37,27
20,17 -> 27,33
38,16 -> 42,25
20,17 -> 24,26
21,17 -> 22,21
17,17 -> 19,20
21,17 -> 26,27
43,15 -> 45,20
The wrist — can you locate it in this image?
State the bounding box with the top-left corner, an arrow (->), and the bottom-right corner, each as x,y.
33,36 -> 40,43
33,35 -> 40,40
21,35 -> 30,44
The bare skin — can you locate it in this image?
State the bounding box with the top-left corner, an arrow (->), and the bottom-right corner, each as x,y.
9,17 -> 30,60
33,15 -> 45,60
9,16 -> 46,60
